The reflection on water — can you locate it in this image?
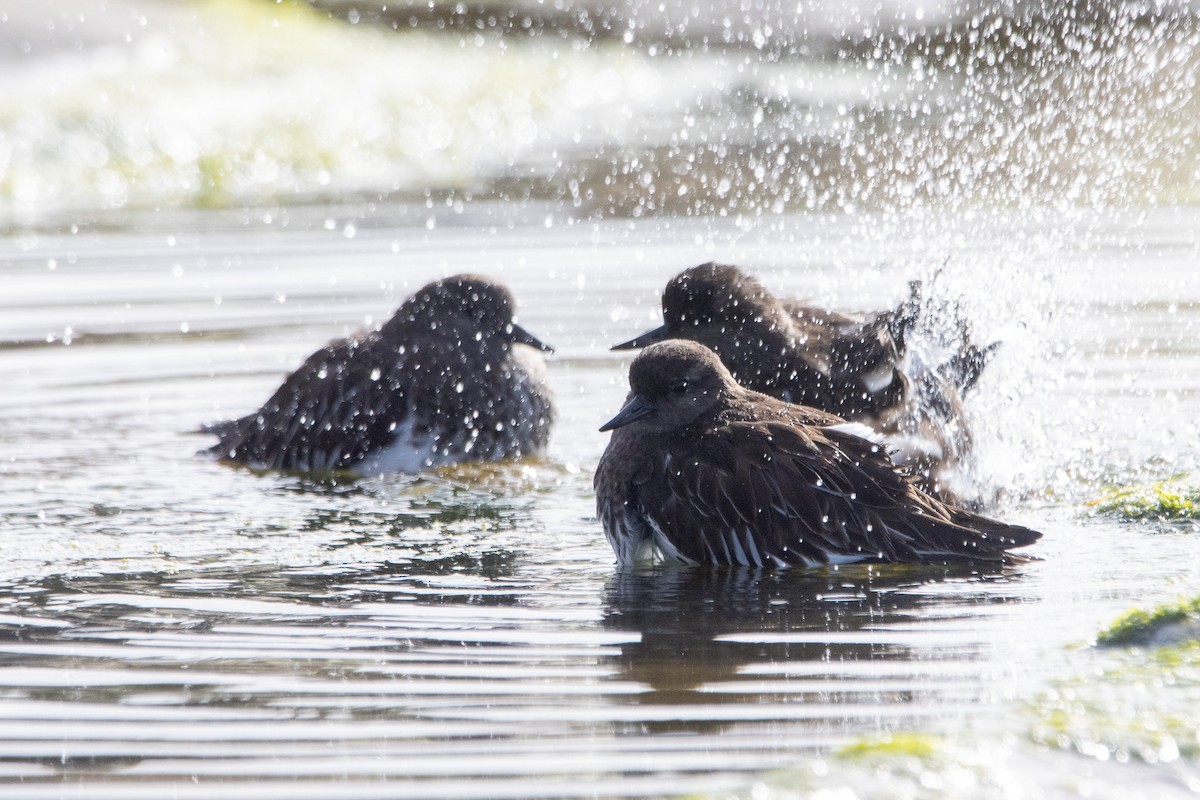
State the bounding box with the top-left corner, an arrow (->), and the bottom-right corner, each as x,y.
0,556 -> 1035,796
603,564 -> 1023,731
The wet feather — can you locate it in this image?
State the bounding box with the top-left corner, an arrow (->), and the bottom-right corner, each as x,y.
595,340 -> 1040,568
203,275 -> 555,475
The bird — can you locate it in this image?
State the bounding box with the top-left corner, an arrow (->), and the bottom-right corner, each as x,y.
611,262 -> 997,502
202,274 -> 555,475
594,340 -> 1040,568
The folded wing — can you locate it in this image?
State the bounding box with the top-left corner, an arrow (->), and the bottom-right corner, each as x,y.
636,415 -> 1040,567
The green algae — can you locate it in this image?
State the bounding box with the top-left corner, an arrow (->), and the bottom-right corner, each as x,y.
1039,598 -> 1200,763
1027,641 -> 1200,765
1027,607 -> 1200,765
705,610 -> 1200,800
1089,475 -> 1200,522
836,732 -> 944,762
691,731 -> 1034,800
1097,596 -> 1200,647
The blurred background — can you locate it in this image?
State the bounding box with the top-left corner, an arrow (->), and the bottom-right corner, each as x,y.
3,0 -> 1198,229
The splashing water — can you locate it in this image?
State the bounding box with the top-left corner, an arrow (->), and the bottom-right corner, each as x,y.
3,1 -> 1199,226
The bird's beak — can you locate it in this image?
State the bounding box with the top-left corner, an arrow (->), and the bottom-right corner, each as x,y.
510,323 -> 554,353
610,324 -> 670,351
599,393 -> 654,432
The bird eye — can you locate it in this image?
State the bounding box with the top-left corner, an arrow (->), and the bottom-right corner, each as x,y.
669,380 -> 688,394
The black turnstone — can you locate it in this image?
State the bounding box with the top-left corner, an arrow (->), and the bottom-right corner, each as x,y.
203,274 -> 555,475
612,262 -> 996,501
594,340 -> 1039,567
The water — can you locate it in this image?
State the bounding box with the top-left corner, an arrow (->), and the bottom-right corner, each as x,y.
1,206 -> 1198,798
3,0 -> 1200,796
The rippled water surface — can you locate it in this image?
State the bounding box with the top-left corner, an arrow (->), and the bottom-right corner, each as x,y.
1,206 -> 1198,797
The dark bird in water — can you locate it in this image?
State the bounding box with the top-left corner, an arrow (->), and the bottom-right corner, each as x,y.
594,340 -> 1039,567
203,274 -> 555,475
611,262 -> 998,501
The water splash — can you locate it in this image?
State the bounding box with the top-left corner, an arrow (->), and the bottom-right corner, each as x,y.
3,2 -> 1199,226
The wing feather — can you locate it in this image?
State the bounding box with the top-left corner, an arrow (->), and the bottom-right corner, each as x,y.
208,335 -> 411,471
634,412 -> 1038,567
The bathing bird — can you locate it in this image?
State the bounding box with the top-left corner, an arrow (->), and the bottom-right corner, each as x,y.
594,340 -> 1039,567
203,274 -> 555,475
611,262 -> 997,501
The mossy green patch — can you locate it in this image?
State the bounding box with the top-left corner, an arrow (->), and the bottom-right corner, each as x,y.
1089,475 -> 1200,522
198,0 -> 342,49
836,732 -> 944,762
1027,642 -> 1200,764
1097,596 -> 1200,647
697,731 -> 1029,799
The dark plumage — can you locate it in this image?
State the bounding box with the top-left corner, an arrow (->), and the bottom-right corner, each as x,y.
203,274 -> 555,475
614,262 -> 912,419
594,341 -> 1039,568
612,263 -> 997,501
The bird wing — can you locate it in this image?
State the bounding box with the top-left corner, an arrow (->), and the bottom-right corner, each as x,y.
207,334 -> 409,472
783,300 -> 908,419
635,412 -> 1039,567
778,300 -> 849,375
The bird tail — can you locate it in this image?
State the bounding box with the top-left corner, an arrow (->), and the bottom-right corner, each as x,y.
197,418 -> 239,438
194,416 -> 255,461
902,504 -> 1042,562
